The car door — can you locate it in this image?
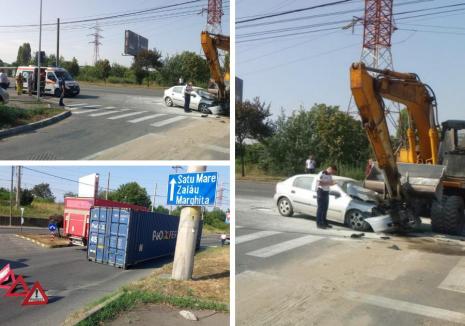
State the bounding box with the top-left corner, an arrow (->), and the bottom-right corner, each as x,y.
171,86 -> 184,106
327,184 -> 351,223
189,90 -> 201,109
46,72 -> 56,94
289,176 -> 316,216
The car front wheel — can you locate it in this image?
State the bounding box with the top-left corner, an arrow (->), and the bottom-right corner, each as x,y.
165,97 -> 173,107
345,209 -> 371,231
278,197 -> 294,217
198,103 -> 211,114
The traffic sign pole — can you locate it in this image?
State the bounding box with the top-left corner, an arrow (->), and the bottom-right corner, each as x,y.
171,166 -> 206,281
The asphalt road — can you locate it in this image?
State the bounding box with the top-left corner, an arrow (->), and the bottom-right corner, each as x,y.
0,86 -> 229,160
236,180 -> 465,325
0,227 -> 221,326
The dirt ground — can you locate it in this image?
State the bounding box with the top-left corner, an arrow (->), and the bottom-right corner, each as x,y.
237,236 -> 465,326
107,304 -> 229,326
17,233 -> 70,248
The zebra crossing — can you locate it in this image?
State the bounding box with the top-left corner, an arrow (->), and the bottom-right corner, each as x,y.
64,103 -> 190,128
237,226 -> 465,297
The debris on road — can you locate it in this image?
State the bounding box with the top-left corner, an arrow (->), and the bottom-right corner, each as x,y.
388,244 -> 401,250
350,233 -> 365,239
180,310 -> 199,321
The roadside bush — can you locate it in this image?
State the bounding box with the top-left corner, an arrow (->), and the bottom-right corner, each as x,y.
106,76 -> 136,84
204,208 -> 228,231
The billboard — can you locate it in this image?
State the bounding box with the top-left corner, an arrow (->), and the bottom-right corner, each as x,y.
78,173 -> 99,198
124,30 -> 148,56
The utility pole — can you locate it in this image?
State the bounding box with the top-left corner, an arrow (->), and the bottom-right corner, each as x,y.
105,172 -> 110,200
88,21 -> 103,65
15,166 -> 21,209
172,165 -> 206,280
56,18 -> 60,67
37,0 -> 43,100
151,183 -> 157,212
9,166 -> 14,226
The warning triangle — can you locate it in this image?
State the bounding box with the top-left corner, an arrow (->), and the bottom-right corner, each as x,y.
0,265 -> 16,290
5,275 -> 29,297
0,264 -> 11,282
22,282 -> 48,305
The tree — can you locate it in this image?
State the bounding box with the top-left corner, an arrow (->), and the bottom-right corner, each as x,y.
61,57 -> 80,77
153,205 -> 169,214
261,104 -> 370,176
16,43 -> 31,66
204,208 -> 228,230
110,63 -> 129,78
158,51 -> 210,87
108,182 -> 151,208
63,191 -> 78,198
236,97 -> 273,176
170,206 -> 183,216
95,59 -> 111,83
21,189 -> 34,206
132,49 -> 163,85
31,183 -> 55,202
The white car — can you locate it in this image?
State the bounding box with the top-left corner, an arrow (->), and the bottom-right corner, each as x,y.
274,174 -> 384,231
163,86 -> 222,114
0,87 -> 9,104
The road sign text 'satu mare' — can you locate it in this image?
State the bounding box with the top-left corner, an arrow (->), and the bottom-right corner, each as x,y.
167,172 -> 218,206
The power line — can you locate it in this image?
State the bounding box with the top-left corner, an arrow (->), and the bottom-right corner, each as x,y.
236,0 -> 356,24
0,0 -> 203,28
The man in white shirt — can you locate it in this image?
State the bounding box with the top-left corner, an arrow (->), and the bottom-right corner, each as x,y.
316,165 -> 337,229
305,155 -> 316,173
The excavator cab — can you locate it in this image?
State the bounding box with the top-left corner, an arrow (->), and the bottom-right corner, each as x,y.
440,120 -> 465,179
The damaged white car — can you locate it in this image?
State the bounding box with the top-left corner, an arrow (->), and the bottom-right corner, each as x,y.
274,174 -> 392,232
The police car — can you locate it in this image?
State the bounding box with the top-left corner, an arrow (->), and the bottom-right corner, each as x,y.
274,174 -> 384,231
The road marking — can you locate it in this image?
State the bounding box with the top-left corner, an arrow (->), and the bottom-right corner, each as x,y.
102,106 -> 117,109
107,111 -> 147,120
439,257 -> 465,293
236,225 -> 244,229
344,291 -> 465,324
246,235 -> 323,258
128,113 -> 167,123
72,109 -> 106,115
151,116 -> 187,127
81,105 -> 102,108
89,110 -> 128,117
198,143 -> 229,154
236,231 -> 281,245
66,103 -> 88,107
236,270 -> 279,281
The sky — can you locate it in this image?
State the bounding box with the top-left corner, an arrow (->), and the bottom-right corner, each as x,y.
0,165 -> 230,211
236,0 -> 465,124
0,0 -> 230,66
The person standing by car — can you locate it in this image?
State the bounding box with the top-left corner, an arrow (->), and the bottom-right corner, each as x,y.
305,155 -> 316,173
316,165 -> 337,229
16,73 -> 24,95
0,70 -> 9,90
184,81 -> 193,112
58,77 -> 66,106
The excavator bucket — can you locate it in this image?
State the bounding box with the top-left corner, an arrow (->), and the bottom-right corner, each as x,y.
364,162 -> 446,200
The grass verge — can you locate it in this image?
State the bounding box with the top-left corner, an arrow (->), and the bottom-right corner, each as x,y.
0,105 -> 65,129
78,80 -> 165,90
74,246 -> 229,325
0,202 -> 64,219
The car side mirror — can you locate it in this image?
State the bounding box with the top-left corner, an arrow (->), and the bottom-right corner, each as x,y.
329,191 -> 341,198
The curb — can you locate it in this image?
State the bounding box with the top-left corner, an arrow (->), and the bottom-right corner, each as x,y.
15,234 -> 71,248
63,292 -> 124,326
0,110 -> 71,139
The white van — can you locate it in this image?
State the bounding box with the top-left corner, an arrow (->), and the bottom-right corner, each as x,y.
16,66 -> 80,97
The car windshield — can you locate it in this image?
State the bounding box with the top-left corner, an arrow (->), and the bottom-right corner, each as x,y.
340,181 -> 379,202
54,71 -> 73,81
196,89 -> 216,99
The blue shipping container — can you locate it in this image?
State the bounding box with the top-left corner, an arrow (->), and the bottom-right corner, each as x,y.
87,207 -> 202,269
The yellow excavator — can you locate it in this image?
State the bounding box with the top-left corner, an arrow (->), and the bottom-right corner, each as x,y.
350,62 -> 465,235
201,31 -> 230,111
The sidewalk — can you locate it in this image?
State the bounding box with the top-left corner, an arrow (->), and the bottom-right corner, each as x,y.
108,304 -> 229,326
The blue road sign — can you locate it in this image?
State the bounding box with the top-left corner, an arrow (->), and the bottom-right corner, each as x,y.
167,172 -> 218,206
48,223 -> 57,232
